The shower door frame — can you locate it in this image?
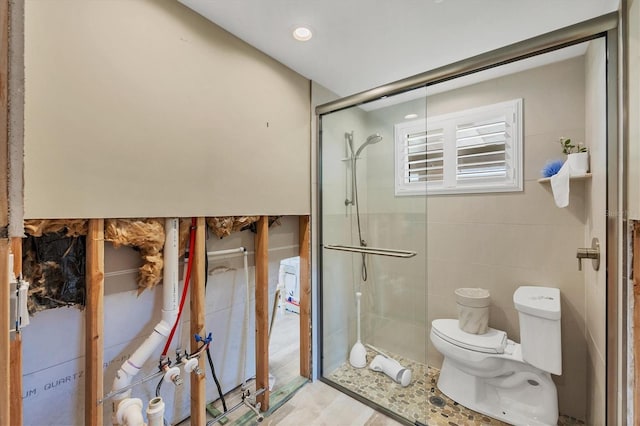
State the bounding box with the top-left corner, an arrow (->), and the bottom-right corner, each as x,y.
315,11 -> 625,426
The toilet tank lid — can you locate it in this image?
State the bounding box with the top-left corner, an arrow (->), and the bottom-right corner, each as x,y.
513,286 -> 561,320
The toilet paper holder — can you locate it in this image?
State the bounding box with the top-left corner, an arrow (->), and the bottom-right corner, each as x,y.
576,237 -> 600,271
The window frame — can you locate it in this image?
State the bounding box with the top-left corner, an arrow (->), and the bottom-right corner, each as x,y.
394,98 -> 523,196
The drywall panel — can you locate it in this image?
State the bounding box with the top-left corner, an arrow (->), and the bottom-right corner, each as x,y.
24,0 -> 310,218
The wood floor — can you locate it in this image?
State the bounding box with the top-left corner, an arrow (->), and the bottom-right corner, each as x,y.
258,380 -> 404,426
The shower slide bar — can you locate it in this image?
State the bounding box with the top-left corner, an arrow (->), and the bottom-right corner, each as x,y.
323,244 -> 416,258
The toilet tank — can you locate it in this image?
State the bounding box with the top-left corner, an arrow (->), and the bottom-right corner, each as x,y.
513,286 -> 562,375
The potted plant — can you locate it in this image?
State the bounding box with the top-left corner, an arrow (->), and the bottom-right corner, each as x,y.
559,137 -> 589,176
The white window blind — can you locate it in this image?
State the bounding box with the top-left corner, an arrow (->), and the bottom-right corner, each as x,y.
395,99 -> 523,196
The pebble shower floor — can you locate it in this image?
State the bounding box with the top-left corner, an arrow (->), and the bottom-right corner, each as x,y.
326,348 -> 585,426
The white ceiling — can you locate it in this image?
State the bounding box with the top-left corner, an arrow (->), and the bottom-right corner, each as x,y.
178,0 -> 618,98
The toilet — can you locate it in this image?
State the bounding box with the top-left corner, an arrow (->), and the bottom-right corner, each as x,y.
430,286 -> 562,426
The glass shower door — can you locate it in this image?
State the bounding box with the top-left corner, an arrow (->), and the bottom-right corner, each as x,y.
319,87 -> 429,424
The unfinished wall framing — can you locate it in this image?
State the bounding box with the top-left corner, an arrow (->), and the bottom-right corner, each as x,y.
11,215 -> 312,424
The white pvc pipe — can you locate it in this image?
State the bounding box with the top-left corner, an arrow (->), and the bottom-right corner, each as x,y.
162,218 -> 179,323
146,396 -> 165,426
173,257 -> 190,355
241,249 -> 250,386
207,246 -> 251,387
207,247 -> 246,257
111,218 -> 180,418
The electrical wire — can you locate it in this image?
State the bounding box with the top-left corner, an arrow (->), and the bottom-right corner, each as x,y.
188,342 -> 208,358
161,217 -> 197,357
207,346 -> 228,412
203,235 -> 228,413
155,376 -> 164,398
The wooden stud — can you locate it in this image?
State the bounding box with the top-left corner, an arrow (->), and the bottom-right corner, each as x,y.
255,216 -> 269,410
190,217 -> 206,424
298,216 -> 311,379
634,223 -> 640,425
9,237 -> 22,426
0,3 -> 10,423
85,219 -> 105,426
0,239 -> 10,426
9,335 -> 21,426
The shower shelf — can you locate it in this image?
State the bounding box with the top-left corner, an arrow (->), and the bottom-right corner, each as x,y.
537,173 -> 592,183
323,244 -> 417,258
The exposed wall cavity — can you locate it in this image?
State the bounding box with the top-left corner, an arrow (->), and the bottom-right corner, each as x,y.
23,231 -> 85,312
105,218 -> 165,291
21,217 -> 281,311
206,216 -> 260,238
206,216 -> 282,239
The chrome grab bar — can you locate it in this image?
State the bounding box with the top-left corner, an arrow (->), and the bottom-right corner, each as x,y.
323,244 -> 416,258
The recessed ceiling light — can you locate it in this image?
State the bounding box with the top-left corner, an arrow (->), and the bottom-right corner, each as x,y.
293,27 -> 313,41
404,113 -> 419,119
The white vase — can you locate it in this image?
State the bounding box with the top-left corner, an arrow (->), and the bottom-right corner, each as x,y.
567,152 -> 589,176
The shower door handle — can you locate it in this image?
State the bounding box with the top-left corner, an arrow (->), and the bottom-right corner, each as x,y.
324,244 -> 417,258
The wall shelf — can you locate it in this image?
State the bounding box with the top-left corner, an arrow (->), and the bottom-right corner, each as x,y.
537,173 -> 592,184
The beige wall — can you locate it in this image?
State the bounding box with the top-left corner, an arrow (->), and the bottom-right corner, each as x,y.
424,57 -> 590,420
24,0 -> 310,219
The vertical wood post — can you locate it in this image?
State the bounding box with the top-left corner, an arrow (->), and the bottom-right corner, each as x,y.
85,219 -> 105,426
0,1 -> 10,423
190,217 -> 206,424
0,239 -> 10,426
634,223 -> 640,425
298,216 -> 311,379
9,237 -> 22,426
255,216 -> 269,410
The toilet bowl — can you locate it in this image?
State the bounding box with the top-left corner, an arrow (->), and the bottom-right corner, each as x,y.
430,286 -> 562,426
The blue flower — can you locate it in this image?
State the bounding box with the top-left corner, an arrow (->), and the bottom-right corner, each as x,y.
541,159 -> 564,178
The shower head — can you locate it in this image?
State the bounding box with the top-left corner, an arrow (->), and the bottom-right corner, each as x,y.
355,133 -> 383,158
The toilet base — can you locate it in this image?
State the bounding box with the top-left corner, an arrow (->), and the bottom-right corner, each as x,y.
437,358 -> 558,426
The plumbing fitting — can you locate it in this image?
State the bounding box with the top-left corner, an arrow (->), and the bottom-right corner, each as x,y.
163,366 -> 182,387
184,357 -> 202,376
110,219 -> 180,415
146,396 -> 165,426
243,399 -> 264,423
205,388 -> 266,426
116,398 -> 145,426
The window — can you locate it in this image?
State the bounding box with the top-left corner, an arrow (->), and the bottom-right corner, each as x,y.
395,99 -> 523,196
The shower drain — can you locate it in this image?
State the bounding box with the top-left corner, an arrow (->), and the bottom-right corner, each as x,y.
429,396 -> 446,408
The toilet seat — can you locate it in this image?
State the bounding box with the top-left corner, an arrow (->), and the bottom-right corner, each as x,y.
432,319 -> 507,354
